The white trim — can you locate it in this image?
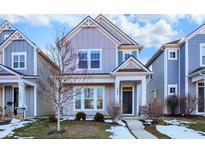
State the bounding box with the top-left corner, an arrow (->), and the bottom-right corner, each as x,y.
34,47 -> 37,75
113,56 -> 151,73
115,45 -> 118,67
34,85 -> 37,116
121,85 -> 134,115
179,49 -> 181,97
168,84 -> 178,95
11,52 -> 27,70
186,25 -> 205,40
200,43 -> 205,67
2,49 -> 4,64
0,80 -> 19,83
0,65 -> 20,77
168,50 -> 177,60
73,86 -> 105,111
0,30 -> 37,50
185,41 -> 189,95
77,49 -> 102,70
164,49 -> 168,101
196,81 -> 205,114
0,21 -> 16,32
62,16 -> 120,46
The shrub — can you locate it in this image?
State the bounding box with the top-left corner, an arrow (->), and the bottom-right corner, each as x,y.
106,102 -> 121,120
179,93 -> 200,115
76,112 -> 86,121
166,95 -> 179,115
143,100 -> 165,117
94,112 -> 104,122
49,115 -> 57,122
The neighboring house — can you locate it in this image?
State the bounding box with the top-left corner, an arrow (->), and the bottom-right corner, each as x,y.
0,21 -> 57,117
146,24 -> 205,115
60,15 -> 152,116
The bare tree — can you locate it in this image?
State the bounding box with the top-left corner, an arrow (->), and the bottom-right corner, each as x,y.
179,93 -> 200,115
106,102 -> 121,120
38,26 -> 87,132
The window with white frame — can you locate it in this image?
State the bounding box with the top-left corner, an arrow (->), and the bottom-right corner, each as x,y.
168,84 -> 177,95
78,49 -> 101,69
78,51 -> 88,69
168,50 -> 177,60
74,87 -> 104,110
123,51 -> 132,61
200,44 -> 205,66
12,52 -> 26,69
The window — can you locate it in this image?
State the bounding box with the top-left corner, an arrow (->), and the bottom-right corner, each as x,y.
168,84 -> 177,95
78,51 -> 88,69
74,87 -> 104,110
12,52 -> 26,69
91,51 -> 100,69
168,50 -> 177,60
123,51 -> 132,61
78,49 -> 101,70
200,44 -> 205,66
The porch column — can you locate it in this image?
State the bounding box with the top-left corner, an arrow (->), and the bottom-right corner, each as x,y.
141,77 -> 147,106
18,80 -> 25,108
115,79 -> 120,104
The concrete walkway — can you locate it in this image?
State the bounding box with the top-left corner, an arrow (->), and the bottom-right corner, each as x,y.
125,119 -> 158,139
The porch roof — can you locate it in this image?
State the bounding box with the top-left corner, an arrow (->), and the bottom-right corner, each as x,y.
0,64 -> 24,76
188,67 -> 205,78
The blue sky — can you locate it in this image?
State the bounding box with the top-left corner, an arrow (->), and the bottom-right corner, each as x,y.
0,14 -> 204,64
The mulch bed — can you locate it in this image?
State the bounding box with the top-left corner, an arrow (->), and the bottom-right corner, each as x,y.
0,120 -> 11,125
164,114 -> 205,120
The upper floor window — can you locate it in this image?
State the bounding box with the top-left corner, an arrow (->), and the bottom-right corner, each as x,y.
168,84 -> 177,95
78,49 -> 101,70
12,52 -> 26,69
123,51 -> 132,61
200,43 -> 205,66
168,50 -> 177,60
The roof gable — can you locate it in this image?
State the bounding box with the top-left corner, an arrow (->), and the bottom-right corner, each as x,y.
186,24 -> 205,40
95,14 -> 139,46
0,20 -> 16,33
113,55 -> 151,73
0,64 -> 23,76
59,16 -> 121,46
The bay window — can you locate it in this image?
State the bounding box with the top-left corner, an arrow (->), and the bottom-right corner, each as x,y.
74,87 -> 104,110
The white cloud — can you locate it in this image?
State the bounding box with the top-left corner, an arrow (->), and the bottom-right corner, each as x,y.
189,14 -> 205,25
107,15 -> 180,48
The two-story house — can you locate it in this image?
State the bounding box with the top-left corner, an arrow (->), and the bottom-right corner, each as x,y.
60,15 -> 152,117
0,20 -> 57,117
146,24 -> 205,115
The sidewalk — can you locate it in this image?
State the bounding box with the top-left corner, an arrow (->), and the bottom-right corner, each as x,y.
125,119 -> 158,139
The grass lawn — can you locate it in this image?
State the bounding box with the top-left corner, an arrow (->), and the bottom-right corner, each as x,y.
4,119 -> 116,139
143,119 -> 170,139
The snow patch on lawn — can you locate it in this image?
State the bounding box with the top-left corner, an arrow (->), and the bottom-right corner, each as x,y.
0,118 -> 34,138
104,119 -> 113,123
156,125 -> 205,139
115,120 -> 126,126
106,126 -> 135,139
164,119 -> 193,126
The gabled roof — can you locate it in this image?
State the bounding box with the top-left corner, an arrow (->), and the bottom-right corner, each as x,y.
59,16 -> 121,46
0,64 -> 24,76
0,20 -> 16,33
95,14 -> 142,47
188,67 -> 205,77
112,55 -> 151,73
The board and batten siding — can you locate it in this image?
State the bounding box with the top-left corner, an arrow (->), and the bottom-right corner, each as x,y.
69,27 -> 117,73
147,51 -> 164,103
4,40 -> 34,75
25,86 -> 34,117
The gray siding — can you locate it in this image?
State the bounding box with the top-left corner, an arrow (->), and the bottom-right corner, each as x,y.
0,30 -> 13,44
147,51 -> 164,103
25,86 -> 34,117
69,27 -> 117,73
4,86 -> 13,113
4,40 -> 34,75
180,43 -> 185,97
167,51 -> 179,95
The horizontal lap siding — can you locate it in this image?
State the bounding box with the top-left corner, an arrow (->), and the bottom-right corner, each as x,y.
167,51 -> 179,95
70,27 -> 116,73
4,40 -> 34,75
180,44 -> 185,97
147,51 -> 164,102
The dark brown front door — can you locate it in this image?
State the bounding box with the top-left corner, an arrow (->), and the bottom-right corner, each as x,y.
14,87 -> 19,115
122,88 -> 133,114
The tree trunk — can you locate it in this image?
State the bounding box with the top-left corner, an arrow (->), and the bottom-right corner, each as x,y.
57,107 -> 60,131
